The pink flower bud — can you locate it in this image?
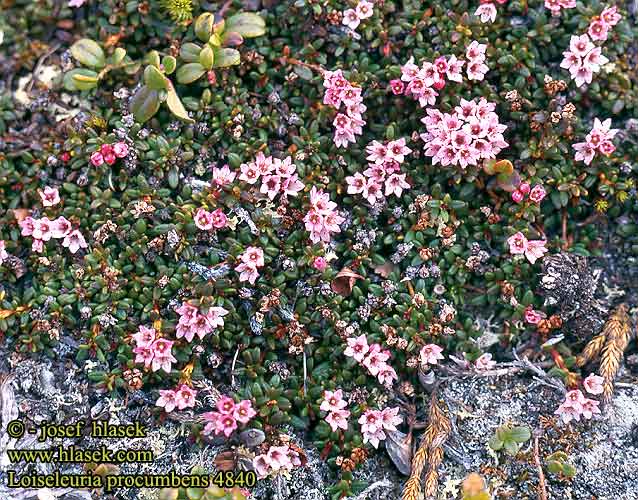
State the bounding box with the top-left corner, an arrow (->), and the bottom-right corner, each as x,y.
433,77 -> 446,90
100,143 -> 114,156
511,189 -> 524,203
518,182 -> 530,195
389,79 -> 405,95
113,142 -> 129,158
313,256 -> 328,272
90,151 -> 104,167
103,152 -> 117,165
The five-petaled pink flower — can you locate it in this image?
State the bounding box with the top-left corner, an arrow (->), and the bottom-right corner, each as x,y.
419,344 -> 444,366
39,186 -> 60,207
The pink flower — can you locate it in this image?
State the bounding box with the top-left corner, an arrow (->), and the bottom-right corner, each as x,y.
260,174 -> 281,200
581,398 -> 601,419
233,400 -> 257,424
588,19 -> 609,41
312,256 -> 328,272
445,55 -> 465,83
68,0 -> 86,7
31,239 -> 44,253
507,232 -> 528,255
325,409 -> 350,432
156,389 -> 177,413
386,138 -> 412,163
525,240 -> 548,264
344,334 -> 370,363
210,208 -> 227,229
235,262 -> 260,284
524,307 -> 544,324
601,6 -> 621,26
564,389 -> 587,408
0,240 -> 7,265
150,338 -> 177,373
379,407 -> 403,431
529,185 -> 547,203
359,409 -> 383,435
217,395 -> 237,415
377,364 -> 398,386
419,344 -> 444,366
33,218 -> 53,241
39,186 -> 60,207
215,414 -> 238,437
174,384 -> 197,410
321,389 -> 348,413
355,0 -> 374,19
474,3 -> 497,23
384,173 -> 410,197
555,402 -> 582,423
573,142 -> 596,165
51,216 -> 72,239
511,190 -> 525,203
389,79 -> 405,95
518,182 -> 530,195
100,144 -> 114,156
90,151 -> 104,167
213,164 -> 236,186
466,40 -> 487,62
62,229 -> 87,254
19,217 -> 35,237
569,34 -> 595,58
239,162 -> 260,184
362,344 -> 390,375
342,9 -> 360,30
194,208 -> 213,230
599,140 -> 615,156
113,142 -> 129,158
267,446 -> 293,471
475,353 -> 496,371
583,374 -> 604,395
362,427 -> 386,448
132,325 -> 156,347
241,246 -> 265,267
253,454 -> 271,478
134,345 -> 154,369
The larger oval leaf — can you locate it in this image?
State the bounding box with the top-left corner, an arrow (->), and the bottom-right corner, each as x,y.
130,85 -> 161,123
166,83 -> 195,123
63,68 -> 99,91
176,63 -> 206,84
179,43 -> 202,63
70,39 -> 106,69
225,12 -> 266,38
144,65 -> 168,90
212,48 -> 240,68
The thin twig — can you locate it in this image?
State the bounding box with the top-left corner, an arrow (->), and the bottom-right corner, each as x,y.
230,346 -> 240,388
533,435 -> 548,500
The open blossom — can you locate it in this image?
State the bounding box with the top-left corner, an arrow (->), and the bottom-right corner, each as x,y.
235,246 -> 265,284
323,70 -> 366,148
39,186 -> 60,207
583,374 -> 604,395
156,389 -> 178,413
239,154 -> 304,199
62,229 -> 88,254
474,3 -> 497,23
359,407 -> 402,448
529,184 -> 547,203
253,445 -> 303,478
507,232 -> 548,264
573,117 -> 617,165
304,187 -> 345,244
389,79 -> 405,95
175,301 -> 228,342
545,0 -> 575,15
150,338 -> 178,373
325,409 -> 350,432
174,384 -> 197,410
475,353 -> 496,370
524,307 -> 544,324
342,9 -> 360,30
420,344 -> 444,366
203,396 -> 255,436
233,400 -> 257,424
321,389 -> 348,413
344,334 -> 370,362
555,389 -> 601,423
212,164 -> 236,186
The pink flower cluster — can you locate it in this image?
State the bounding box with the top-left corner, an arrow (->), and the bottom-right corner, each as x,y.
39,186 -> 60,207
321,389 -> 351,432
544,0 -> 575,16
397,54 -> 464,107
304,186 -> 345,244
194,207 -> 227,230
524,306 -> 546,324
573,118 -> 618,165
323,70 -> 366,148
419,343 -> 444,366
202,395 -> 256,437
132,326 -> 177,373
420,98 -> 508,168
588,6 -> 622,41
346,139 -> 412,204
465,41 -> 489,81
174,302 -> 228,342
511,182 -> 547,204
19,216 -> 87,254
344,334 -> 398,386
507,232 -> 548,265
560,34 -> 610,87
235,246 -> 265,284
253,444 -> 303,479
239,153 -> 304,200
358,407 -> 403,448
342,0 -> 373,31
555,375 -> 603,424
0,240 -> 8,266
90,142 -> 129,167
156,384 -> 197,413
474,353 -> 496,370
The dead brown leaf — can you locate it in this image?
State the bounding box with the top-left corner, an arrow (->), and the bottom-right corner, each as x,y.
331,267 -> 363,296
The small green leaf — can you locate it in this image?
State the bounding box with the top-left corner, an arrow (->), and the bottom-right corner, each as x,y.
162,55 -> 177,74
130,85 -> 161,123
212,48 -> 240,68
63,68 -> 99,91
176,63 -> 206,84
144,65 -> 168,90
503,440 -> 520,455
488,434 -> 503,451
509,425 -> 531,443
147,50 -> 161,68
111,47 -> 127,65
194,13 -> 214,42
70,39 -> 106,68
225,12 -> 266,38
